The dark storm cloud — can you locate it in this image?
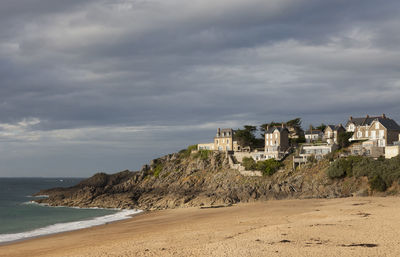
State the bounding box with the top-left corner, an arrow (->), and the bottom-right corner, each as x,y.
1,0 -> 400,176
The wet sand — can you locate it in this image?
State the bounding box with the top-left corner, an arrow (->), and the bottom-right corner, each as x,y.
1,197 -> 400,257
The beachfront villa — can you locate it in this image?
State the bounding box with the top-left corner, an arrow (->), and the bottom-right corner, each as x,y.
346,114 -> 400,146
323,124 -> 345,145
346,114 -> 400,157
264,125 -> 290,160
198,128 -> 240,152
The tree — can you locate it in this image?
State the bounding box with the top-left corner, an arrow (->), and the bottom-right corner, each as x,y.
338,132 -> 353,149
286,118 -> 302,128
315,123 -> 327,131
235,125 -> 258,149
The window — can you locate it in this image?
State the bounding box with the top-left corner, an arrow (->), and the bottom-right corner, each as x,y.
375,122 -> 379,129
227,139 -> 229,144
357,131 -> 362,138
222,139 -> 225,143
365,131 -> 368,137
379,130 -> 384,139
371,131 -> 376,139
275,133 -> 278,139
266,141 -> 269,146
216,140 -> 219,144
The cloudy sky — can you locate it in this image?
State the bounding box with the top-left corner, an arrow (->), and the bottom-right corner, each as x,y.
1,0 -> 400,177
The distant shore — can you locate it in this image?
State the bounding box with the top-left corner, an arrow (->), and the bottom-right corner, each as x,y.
1,197 -> 400,257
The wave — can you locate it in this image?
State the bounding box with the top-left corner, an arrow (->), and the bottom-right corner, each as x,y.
0,209 -> 142,244
25,195 -> 49,198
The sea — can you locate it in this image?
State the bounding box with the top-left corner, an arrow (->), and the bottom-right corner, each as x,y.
0,177 -> 141,244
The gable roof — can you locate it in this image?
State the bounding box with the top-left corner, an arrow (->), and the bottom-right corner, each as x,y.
373,118 -> 400,130
305,130 -> 322,135
266,127 -> 289,134
325,124 -> 344,132
347,115 -> 384,127
347,115 -> 400,131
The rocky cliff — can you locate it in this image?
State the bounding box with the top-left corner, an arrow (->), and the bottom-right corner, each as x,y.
35,150 -> 370,210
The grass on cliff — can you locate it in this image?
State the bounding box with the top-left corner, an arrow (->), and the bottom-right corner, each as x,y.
153,163 -> 164,178
178,145 -> 198,158
327,155 -> 400,192
192,150 -> 211,160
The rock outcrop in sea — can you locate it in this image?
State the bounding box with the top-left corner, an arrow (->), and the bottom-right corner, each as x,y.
35,151 -> 369,210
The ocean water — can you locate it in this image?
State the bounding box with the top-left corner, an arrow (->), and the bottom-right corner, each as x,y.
0,178 -> 141,244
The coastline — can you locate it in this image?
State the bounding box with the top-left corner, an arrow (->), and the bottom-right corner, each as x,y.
2,197 -> 400,257
0,205 -> 143,246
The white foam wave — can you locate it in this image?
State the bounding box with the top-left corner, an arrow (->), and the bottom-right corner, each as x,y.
0,209 -> 142,244
25,195 -> 49,198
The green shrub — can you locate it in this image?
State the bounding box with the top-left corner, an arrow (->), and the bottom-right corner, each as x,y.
326,156 -> 365,178
327,155 -> 400,192
193,150 -> 210,160
369,175 -> 387,192
260,159 -> 282,176
153,164 -> 163,178
179,144 -> 198,158
242,157 -> 257,170
326,158 -> 351,178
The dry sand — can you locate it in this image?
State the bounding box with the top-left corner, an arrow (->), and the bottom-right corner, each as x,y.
1,197 -> 400,257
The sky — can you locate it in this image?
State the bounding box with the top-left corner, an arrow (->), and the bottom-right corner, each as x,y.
1,0 -> 400,177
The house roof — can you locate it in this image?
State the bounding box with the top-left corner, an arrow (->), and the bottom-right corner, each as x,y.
219,128 -> 233,133
305,130 -> 322,135
266,127 -> 289,134
347,115 -> 383,127
375,118 -> 400,130
325,124 -> 344,131
347,115 -> 400,131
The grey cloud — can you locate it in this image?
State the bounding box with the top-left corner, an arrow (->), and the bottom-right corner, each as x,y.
1,0 -> 400,176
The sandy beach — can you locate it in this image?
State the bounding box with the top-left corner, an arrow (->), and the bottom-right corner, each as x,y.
1,197 -> 400,257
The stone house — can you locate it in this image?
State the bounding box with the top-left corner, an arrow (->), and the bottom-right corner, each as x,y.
264,125 -> 289,159
214,128 -> 240,151
198,128 -> 240,152
346,114 -> 400,144
323,124 -> 345,145
347,114 -> 400,158
347,114 -> 400,146
367,118 -> 400,147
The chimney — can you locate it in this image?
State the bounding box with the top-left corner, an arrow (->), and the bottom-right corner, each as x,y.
217,128 -> 221,136
382,113 -> 386,119
281,123 -> 284,128
349,116 -> 353,121
366,115 -> 369,118
266,125 -> 269,132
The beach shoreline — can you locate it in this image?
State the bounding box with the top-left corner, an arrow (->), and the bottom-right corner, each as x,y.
0,208 -> 143,246
1,197 -> 400,257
